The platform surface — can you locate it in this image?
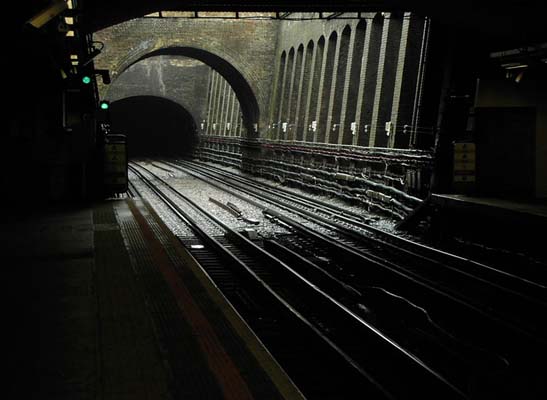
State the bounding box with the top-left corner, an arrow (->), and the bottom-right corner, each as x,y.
432,194 -> 547,219
429,193 -> 547,255
3,198 -> 303,400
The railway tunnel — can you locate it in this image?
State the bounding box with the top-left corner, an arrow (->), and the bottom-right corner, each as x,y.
4,1 -> 547,399
110,95 -> 198,157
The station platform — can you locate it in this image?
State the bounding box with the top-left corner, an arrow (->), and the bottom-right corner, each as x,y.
2,198 -> 303,399
432,194 -> 547,219
430,194 -> 547,254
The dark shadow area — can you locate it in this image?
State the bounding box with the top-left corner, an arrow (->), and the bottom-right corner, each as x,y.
110,96 -> 197,157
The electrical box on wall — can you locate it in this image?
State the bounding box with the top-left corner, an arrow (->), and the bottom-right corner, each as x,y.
453,141 -> 476,193
103,134 -> 128,194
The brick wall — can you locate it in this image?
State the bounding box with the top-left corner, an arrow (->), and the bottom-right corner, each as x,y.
93,17 -> 279,133
94,13 -> 428,149
269,12 -> 429,149
105,57 -> 210,126
93,13 -> 434,207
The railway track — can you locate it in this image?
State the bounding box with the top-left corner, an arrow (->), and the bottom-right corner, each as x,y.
161,159 -> 547,330
129,160 -> 547,399
129,162 -> 468,400
170,160 -> 547,282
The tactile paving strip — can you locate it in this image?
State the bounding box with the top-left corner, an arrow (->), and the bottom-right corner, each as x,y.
115,199 -> 303,399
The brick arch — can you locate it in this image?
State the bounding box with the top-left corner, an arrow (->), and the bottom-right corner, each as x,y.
93,17 -> 278,137
103,55 -> 209,128
109,47 -> 259,135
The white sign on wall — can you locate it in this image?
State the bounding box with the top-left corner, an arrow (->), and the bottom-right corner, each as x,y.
385,121 -> 393,136
282,122 -> 288,132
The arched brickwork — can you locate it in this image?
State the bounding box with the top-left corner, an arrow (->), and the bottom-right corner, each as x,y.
317,31 -> 337,143
328,25 -> 351,144
279,47 -> 295,139
307,36 -> 324,141
93,17 -> 277,136
296,40 -> 314,141
105,47 -> 259,136
288,45 -> 304,140
272,13 -> 428,149
97,13 -> 429,148
342,20 -> 367,145
270,51 -> 287,138
357,13 -> 384,146
104,56 -> 210,129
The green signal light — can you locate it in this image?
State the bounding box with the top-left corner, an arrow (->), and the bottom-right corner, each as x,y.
100,101 -> 109,110
82,75 -> 91,84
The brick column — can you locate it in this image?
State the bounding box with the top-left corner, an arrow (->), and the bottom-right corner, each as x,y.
238,107 -> 244,137
203,68 -> 213,134
218,80 -> 228,136
325,33 -> 343,144
336,26 -> 356,145
206,70 -> 216,135
341,20 -> 367,145
280,48 -> 295,140
288,45 -> 304,141
224,90 -> 232,137
307,38 -> 324,142
212,73 -> 224,135
275,51 -> 289,139
390,13 -> 427,149
209,72 -> 217,134
316,33 -> 337,143
369,13 -> 403,148
270,51 -> 287,139
296,42 -> 313,141
229,91 -> 238,137
355,14 -> 383,147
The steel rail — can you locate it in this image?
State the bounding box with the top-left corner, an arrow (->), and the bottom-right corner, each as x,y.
129,162 -> 467,400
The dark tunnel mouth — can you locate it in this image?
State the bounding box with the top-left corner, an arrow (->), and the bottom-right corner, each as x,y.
110,95 -> 198,158
116,47 -> 260,135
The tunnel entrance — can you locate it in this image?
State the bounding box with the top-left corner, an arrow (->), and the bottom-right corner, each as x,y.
110,96 -> 197,158
114,46 -> 260,136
